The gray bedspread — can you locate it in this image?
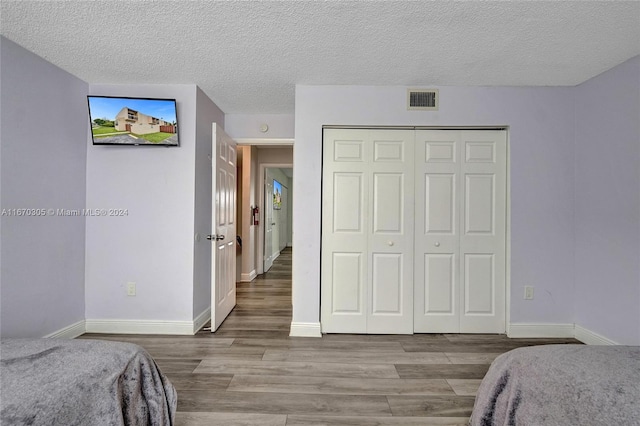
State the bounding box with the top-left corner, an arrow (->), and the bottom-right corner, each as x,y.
469,344 -> 640,426
1,338 -> 177,425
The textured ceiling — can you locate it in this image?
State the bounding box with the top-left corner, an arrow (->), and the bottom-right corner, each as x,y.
2,1 -> 639,114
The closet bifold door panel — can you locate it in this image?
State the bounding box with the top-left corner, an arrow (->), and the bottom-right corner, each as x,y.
414,130 -> 506,333
321,129 -> 415,334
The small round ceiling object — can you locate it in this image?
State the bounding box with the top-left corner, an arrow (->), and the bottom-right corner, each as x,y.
260,123 -> 269,133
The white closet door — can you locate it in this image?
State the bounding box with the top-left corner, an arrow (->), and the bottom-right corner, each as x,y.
414,130 -> 506,333
414,130 -> 462,332
321,129 -> 414,333
322,129 -> 369,333
367,130 -> 414,333
459,130 -> 506,333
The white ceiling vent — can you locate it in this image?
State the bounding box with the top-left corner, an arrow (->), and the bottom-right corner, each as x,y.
407,89 -> 439,111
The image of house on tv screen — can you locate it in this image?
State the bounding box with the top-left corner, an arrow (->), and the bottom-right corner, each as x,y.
88,96 -> 179,146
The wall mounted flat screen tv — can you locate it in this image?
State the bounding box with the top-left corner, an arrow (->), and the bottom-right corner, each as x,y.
87,96 -> 179,146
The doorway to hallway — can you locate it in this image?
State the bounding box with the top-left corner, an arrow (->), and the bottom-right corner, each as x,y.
214,247 -> 292,338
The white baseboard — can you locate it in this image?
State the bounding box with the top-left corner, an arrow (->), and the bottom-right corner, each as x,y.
85,319 -> 196,335
289,321 -> 322,338
44,320 -> 86,339
193,308 -> 211,334
507,323 -> 574,339
574,324 -> 618,345
241,270 -> 257,282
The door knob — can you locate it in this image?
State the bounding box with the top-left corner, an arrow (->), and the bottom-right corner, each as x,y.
206,234 -> 225,241
388,241 -> 394,246
434,242 -> 440,247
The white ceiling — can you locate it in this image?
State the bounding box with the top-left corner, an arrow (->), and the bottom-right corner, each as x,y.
2,1 -> 639,114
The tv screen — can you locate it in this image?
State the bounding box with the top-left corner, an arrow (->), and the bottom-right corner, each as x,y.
87,96 -> 179,146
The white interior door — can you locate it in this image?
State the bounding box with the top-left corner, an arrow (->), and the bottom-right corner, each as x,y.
321,129 -> 414,334
210,123 -> 237,332
264,177 -> 274,272
459,130 -> 506,333
414,130 -> 461,332
414,129 -> 506,333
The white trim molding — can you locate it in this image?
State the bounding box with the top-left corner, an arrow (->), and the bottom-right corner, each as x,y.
193,308 -> 211,334
44,320 -> 86,339
235,138 -> 294,146
86,319 -> 196,335
241,270 -> 257,282
289,322 -> 322,337
507,323 -> 575,339
574,324 -> 618,345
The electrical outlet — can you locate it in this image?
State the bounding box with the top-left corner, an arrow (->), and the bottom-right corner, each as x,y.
127,282 -> 136,296
524,285 -> 534,300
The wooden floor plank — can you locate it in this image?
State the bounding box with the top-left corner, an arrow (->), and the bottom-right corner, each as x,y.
176,412 -> 287,426
263,349 -> 451,364
177,390 -> 392,416
211,330 -> 292,339
227,375 -> 454,395
140,347 -> 265,359
394,364 -> 490,380
386,395 -> 476,417
446,379 -> 482,396
232,338 -> 405,352
285,415 -> 470,425
167,373 -> 233,391
444,352 -> 501,364
194,359 -> 401,379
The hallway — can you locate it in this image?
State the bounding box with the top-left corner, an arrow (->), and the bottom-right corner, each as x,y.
213,247 -> 292,339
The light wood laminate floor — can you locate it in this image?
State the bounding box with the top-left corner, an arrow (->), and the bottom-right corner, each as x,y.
82,248 -> 580,425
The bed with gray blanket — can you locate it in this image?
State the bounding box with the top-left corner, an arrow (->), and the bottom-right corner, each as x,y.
1,338 -> 176,425
469,344 -> 640,426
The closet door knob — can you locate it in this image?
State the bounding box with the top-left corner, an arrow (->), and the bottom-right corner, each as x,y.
434,242 -> 440,247
388,241 -> 394,246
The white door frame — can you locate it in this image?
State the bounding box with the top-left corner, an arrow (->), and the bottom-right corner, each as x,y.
257,162 -> 293,275
319,125 -> 511,334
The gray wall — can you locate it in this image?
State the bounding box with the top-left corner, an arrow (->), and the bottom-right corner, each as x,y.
574,56 -> 640,345
0,37 -> 88,337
